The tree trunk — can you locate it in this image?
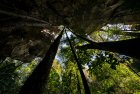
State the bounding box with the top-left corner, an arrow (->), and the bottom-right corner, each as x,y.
65,31 -> 91,94
19,29 -> 64,94
77,38 -> 140,59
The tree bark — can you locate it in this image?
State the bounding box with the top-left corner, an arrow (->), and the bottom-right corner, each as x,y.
65,31 -> 91,94
77,38 -> 140,59
19,28 -> 64,94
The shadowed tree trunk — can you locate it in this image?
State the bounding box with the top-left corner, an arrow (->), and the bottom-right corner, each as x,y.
65,31 -> 91,94
76,37 -> 140,59
18,28 -> 64,94
76,71 -> 81,94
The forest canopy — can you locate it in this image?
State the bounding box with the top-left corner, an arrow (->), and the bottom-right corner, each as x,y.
0,0 -> 140,94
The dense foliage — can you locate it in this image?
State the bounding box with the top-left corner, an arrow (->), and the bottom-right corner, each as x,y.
1,26 -> 140,94
0,0 -> 140,94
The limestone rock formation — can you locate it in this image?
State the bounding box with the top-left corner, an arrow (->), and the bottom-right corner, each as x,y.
0,0 -> 140,61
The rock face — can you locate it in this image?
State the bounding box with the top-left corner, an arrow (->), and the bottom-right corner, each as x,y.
0,0 -> 140,61
0,26 -> 61,62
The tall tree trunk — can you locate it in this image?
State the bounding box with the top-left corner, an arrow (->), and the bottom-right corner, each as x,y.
77,37 -> 140,59
19,28 -> 64,94
76,71 -> 81,94
65,31 -> 91,94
